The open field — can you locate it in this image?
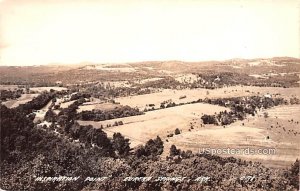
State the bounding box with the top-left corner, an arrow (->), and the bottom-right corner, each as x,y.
30,86 -> 67,92
2,93 -> 39,108
77,102 -> 121,112
115,86 -> 300,110
0,85 -> 22,90
79,102 -> 300,168
162,104 -> 300,168
33,99 -> 53,122
78,103 -> 229,146
83,64 -> 137,72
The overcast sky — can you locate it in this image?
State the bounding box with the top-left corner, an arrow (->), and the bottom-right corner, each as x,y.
0,0 -> 299,66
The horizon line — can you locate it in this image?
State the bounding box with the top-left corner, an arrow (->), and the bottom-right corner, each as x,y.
0,56 -> 299,67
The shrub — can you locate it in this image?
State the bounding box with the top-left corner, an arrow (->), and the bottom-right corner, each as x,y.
112,132 -> 130,157
201,115 -> 217,124
174,128 -> 181,135
170,145 -> 180,156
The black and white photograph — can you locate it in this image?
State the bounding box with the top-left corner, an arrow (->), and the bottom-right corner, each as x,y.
0,0 -> 299,190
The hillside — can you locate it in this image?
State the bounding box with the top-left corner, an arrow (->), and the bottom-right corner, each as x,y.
0,104 -> 299,191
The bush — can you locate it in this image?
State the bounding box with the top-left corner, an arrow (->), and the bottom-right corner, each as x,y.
136,136 -> 164,157
174,128 -> 181,135
44,109 -> 57,122
170,145 -> 180,156
112,133 -> 130,157
201,115 -> 217,124
288,159 -> 299,188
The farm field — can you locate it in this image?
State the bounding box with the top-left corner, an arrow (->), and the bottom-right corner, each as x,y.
30,86 -> 67,92
33,99 -> 53,122
77,102 -> 121,112
78,102 -> 300,168
163,105 -> 300,168
78,102 -> 229,146
2,93 -> 39,108
115,86 -> 300,110
0,85 -> 22,90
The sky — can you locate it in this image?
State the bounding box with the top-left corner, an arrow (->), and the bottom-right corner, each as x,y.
0,0 -> 299,66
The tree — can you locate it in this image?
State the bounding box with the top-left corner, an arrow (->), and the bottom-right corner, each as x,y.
288,159 -> 299,189
112,133 -> 130,157
93,128 -> 113,155
174,128 -> 181,135
135,145 -> 146,158
143,136 -> 164,157
44,109 -> 57,122
170,145 -> 180,156
201,115 -> 217,125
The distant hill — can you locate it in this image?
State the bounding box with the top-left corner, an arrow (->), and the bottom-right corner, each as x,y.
0,57 -> 299,85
